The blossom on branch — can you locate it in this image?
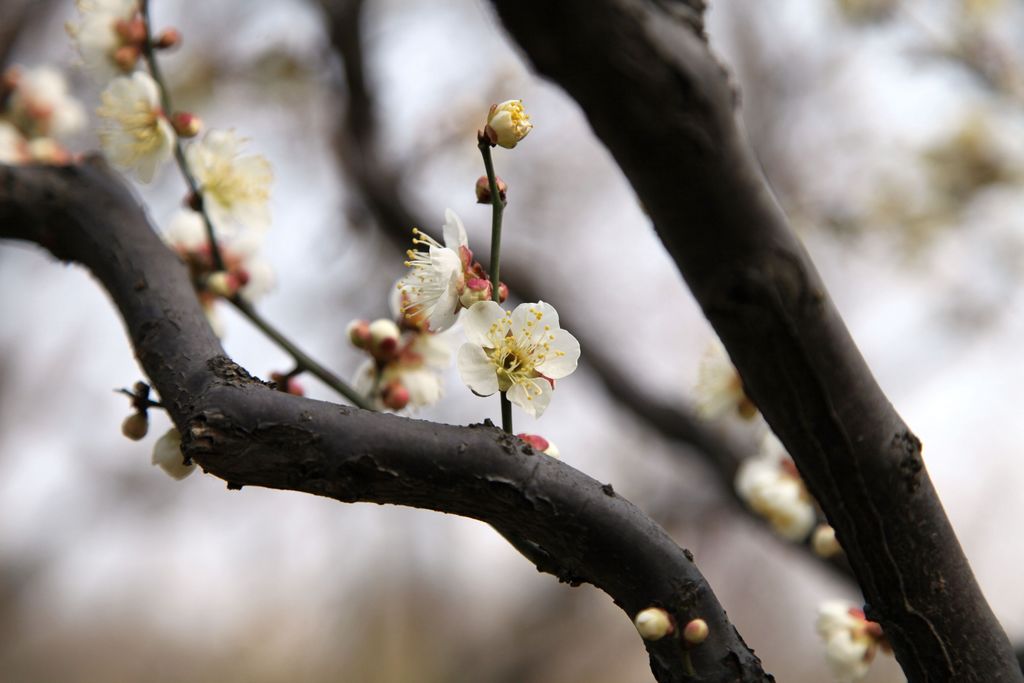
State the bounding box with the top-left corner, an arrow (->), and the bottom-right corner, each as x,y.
186,129 -> 272,233
457,301 -> 580,418
735,433 -> 816,542
151,427 -> 195,480
4,66 -> 86,139
398,209 -> 502,332
97,71 -> 175,182
695,341 -> 757,420
816,600 -> 889,682
67,0 -> 144,81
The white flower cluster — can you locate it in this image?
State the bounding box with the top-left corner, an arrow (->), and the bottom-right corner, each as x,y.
735,433 -> 817,542
816,600 -> 888,682
0,66 -> 86,165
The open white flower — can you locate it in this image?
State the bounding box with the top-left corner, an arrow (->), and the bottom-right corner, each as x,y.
398,208 -> 471,332
735,433 -> 816,541
457,301 -> 580,418
66,0 -> 142,81
97,71 -> 175,182
151,427 -> 196,480
186,130 -> 272,233
695,341 -> 757,420
354,329 -> 452,411
6,66 -> 87,139
816,601 -> 886,682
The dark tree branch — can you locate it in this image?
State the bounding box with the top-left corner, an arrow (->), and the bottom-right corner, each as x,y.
487,0 -> 1020,680
0,159 -> 771,682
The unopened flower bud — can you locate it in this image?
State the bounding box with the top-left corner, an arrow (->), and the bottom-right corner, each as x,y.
683,618 -> 709,645
27,138 -> 72,165
151,428 -> 196,480
347,319 -> 372,349
205,271 -> 234,297
634,607 -> 674,641
459,277 -> 492,308
112,44 -> 141,72
115,17 -> 147,45
812,524 -> 842,558
475,175 -> 507,204
154,28 -> 182,49
497,281 -> 509,303
270,371 -> 305,396
171,111 -> 202,138
381,380 -> 410,410
369,318 -> 401,358
121,412 -> 149,440
485,99 -> 533,149
517,433 -> 559,457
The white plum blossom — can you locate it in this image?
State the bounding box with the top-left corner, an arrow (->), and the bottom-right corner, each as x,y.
185,130 -> 273,233
354,329 -> 453,411
398,208 -> 474,332
735,433 -> 816,542
5,66 -> 87,139
66,0 -> 142,81
486,99 -> 533,149
695,341 -> 757,420
0,122 -> 27,164
816,600 -> 887,682
97,71 -> 175,181
151,427 -> 196,480
457,301 -> 580,418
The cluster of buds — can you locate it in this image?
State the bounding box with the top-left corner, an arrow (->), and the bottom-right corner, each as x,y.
634,608 -> 709,647
348,301 -> 451,411
162,210 -> 272,336
735,433 -> 817,542
66,1 -> 180,81
0,65 -> 85,165
816,601 -> 890,682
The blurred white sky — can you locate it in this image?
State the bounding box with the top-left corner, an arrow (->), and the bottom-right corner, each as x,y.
1,0 -> 1022,681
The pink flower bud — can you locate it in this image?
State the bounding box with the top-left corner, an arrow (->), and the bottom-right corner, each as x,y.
683,618 -> 709,645
497,281 -> 509,303
381,380 -> 410,410
171,111 -> 202,138
270,372 -> 305,396
112,44 -> 141,72
459,277 -> 493,308
516,434 -> 559,457
347,319 -> 372,349
369,318 -> 401,359
475,175 -> 507,204
154,28 -> 182,49
115,17 -> 148,45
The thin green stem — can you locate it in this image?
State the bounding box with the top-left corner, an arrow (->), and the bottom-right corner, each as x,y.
139,1 -> 368,410
231,297 -> 373,410
139,0 -> 224,272
479,139 -> 512,434
478,141 -> 505,303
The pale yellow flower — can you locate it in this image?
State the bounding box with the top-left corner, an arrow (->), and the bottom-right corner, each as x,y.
486,99 -> 533,149
186,129 -> 272,233
97,72 -> 175,182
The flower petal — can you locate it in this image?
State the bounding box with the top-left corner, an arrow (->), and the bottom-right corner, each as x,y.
457,343 -> 499,396
507,378 -> 552,418
401,368 -> 443,407
442,208 -> 468,250
462,300 -> 508,347
535,328 -> 580,379
511,300 -> 560,346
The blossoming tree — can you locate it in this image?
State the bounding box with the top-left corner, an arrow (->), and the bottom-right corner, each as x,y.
1,0 -> 1022,681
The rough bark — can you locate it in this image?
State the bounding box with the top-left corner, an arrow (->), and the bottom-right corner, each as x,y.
487,0 -> 1021,680
0,158 -> 771,683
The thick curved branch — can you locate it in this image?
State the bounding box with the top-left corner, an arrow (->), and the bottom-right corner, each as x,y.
0,160 -> 770,682
488,1 -> 1021,680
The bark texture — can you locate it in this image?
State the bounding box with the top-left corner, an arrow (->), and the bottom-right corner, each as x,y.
0,159 -> 771,683
488,0 -> 1020,680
